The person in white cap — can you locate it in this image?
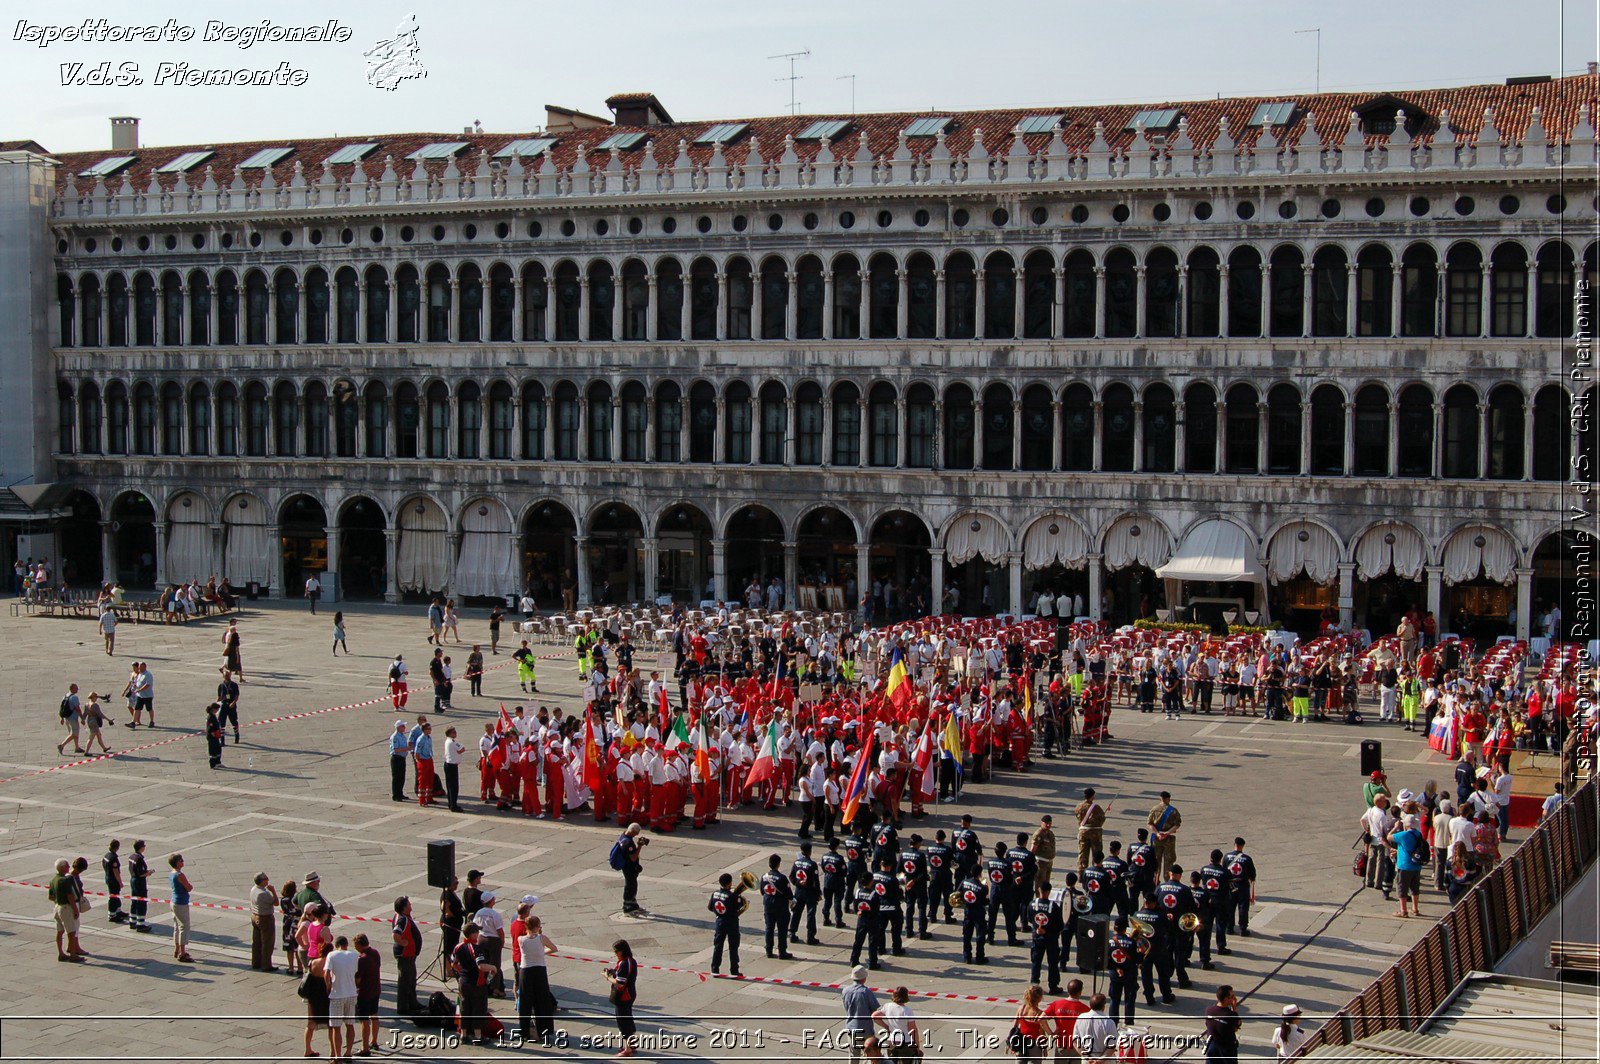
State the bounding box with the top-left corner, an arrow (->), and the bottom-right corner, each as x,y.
389,721 -> 410,802
841,965 -> 880,1063
1272,1004 -> 1307,1059
475,890 -> 507,997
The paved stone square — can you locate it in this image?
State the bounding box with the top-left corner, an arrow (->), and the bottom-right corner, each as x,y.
0,600 -> 1454,1061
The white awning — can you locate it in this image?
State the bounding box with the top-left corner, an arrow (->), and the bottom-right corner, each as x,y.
1155,519 -> 1265,584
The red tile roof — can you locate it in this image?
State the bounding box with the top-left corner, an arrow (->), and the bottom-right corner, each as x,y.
43,73 -> 1599,196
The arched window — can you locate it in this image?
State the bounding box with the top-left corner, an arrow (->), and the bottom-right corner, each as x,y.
215,270 -> 239,345
830,382 -> 860,466
725,258 -> 753,340
303,267 -> 329,344
489,264 -> 515,342
833,255 -> 862,339
587,380 -> 613,461
656,259 -> 684,341
396,265 -> 421,342
1445,244 -> 1483,336
1354,246 -> 1392,336
1536,242 -> 1575,337
1183,382 -> 1217,473
868,382 -> 897,467
107,273 -> 129,346
1352,384 -> 1388,476
450,263 -> 479,342
1186,248 -> 1220,337
621,261 -> 648,340
689,258 -> 718,340
652,382 -> 680,462
796,256 -> 825,339
1396,384 -> 1434,477
133,382 -> 156,453
303,380 -> 328,458
333,381 -> 358,458
420,381 -> 448,458
133,273 -> 157,345
1309,384 -> 1344,475
906,383 -> 935,468
1227,246 -> 1263,337
187,271 -> 210,345
553,382 -> 579,460
1137,384 -> 1173,472
760,381 -> 788,464
79,381 -> 102,454
688,381 -> 716,462
1311,246 -> 1348,336
216,382 -> 238,456
106,382 -> 129,455
1021,384 -> 1054,471
520,382 -> 546,460
160,272 -> 183,345
159,382 -> 182,455
1222,384 -> 1257,473
723,381 -> 752,463
621,381 -> 648,462
520,262 -> 547,341
1400,244 -> 1437,337
1269,247 -> 1304,336
759,257 -> 787,339
554,262 -> 581,341
1101,383 -> 1135,471
587,261 -> 615,341
273,381 -> 299,456
57,382 -> 74,453
794,382 -> 823,465
425,265 -> 451,342
1022,251 -> 1054,339
943,383 -> 974,469
943,253 -> 975,339
907,253 -> 937,339
79,275 -> 102,347
985,251 -> 1016,339
394,381 -> 420,458
1486,384 -> 1524,480
361,266 -> 387,343
57,276 -> 75,347
1062,383 -> 1094,471
243,381 -> 269,456
1145,248 -> 1180,337
188,384 -> 211,456
1532,384 -> 1568,480
1266,383 -> 1301,474
981,383 -> 1014,471
1441,384 -> 1478,479
457,381 -> 482,459
1063,250 -> 1096,338
1104,249 -> 1137,337
335,268 -> 359,343
1490,244 -> 1528,336
274,269 -> 299,344
363,382 -> 388,458
868,253 -> 898,339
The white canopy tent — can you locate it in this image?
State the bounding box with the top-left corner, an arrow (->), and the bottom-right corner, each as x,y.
943,511 -> 1010,565
1021,513 -> 1090,570
1155,518 -> 1267,619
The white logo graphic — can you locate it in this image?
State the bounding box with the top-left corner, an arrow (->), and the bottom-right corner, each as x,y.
365,14 -> 425,91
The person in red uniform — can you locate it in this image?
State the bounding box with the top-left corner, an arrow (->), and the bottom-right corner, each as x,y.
520,742 -> 542,817
543,740 -> 565,821
1459,703 -> 1488,752
497,735 -> 520,810
593,742 -> 617,823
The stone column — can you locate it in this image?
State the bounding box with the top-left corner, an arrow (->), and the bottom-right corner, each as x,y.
820,398 -> 833,468
386,281 -> 398,342
446,280 -> 459,343
208,524 -> 224,582
575,535 -> 592,605
1476,403 -> 1490,478
785,271 -> 798,339
1174,398 -> 1187,471
679,277 -> 691,341
578,278 -> 591,342
974,268 -> 987,340
1431,402 -> 1444,478
1344,264 -> 1358,336
644,276 -> 657,341
821,271 -> 835,340
1386,402 -> 1400,475
323,525 -> 340,599
855,542 -> 872,597
934,270 -> 947,338
1176,266 -> 1188,338
612,398 -> 623,464
1299,400 -> 1313,474
1337,561 -> 1355,630
895,399 -> 907,469
713,397 -> 726,463
858,274 -> 870,338
444,532 -> 461,598
1389,263 -> 1403,337
384,529 -> 399,603
264,524 -> 280,598
1478,263 -> 1492,339
1261,258 -> 1273,338
100,521 -> 117,585
782,540 -> 799,609
1218,265 -> 1231,336
1132,401 -> 1145,471
642,537 -> 660,603
751,272 -> 765,338
931,401 -> 943,471
1093,267 -> 1106,339
1343,402 -> 1356,474
1215,401 -> 1228,472
1256,402 -> 1269,473
858,394 -> 869,467
1521,400 -> 1535,481
1425,564 -> 1443,620
1087,553 -> 1104,621
1051,401 -> 1063,471
610,278 -> 623,341
294,284 -> 306,345
1524,260 -> 1536,339
1012,266 -> 1025,338
1514,566 -> 1533,641
715,273 -> 728,341
929,547 -> 946,615
896,270 -> 909,338
1300,264 -> 1313,338
1011,398 -> 1024,469
710,537 -> 727,603
1134,266 -> 1148,337
1091,401 -> 1104,471
1006,551 -> 1023,617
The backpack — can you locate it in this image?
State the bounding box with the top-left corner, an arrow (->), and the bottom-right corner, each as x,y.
389,663 -> 403,682
608,836 -> 629,871
59,697 -> 73,721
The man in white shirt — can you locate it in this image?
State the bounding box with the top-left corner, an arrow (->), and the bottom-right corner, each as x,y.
1072,994 -> 1119,1062
473,891 -> 507,997
304,574 -> 322,614
1490,767 -> 1515,840
1540,783 -> 1565,822
1360,796 -> 1397,897
324,936 -> 361,1057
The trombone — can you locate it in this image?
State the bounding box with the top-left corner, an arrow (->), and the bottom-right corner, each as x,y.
731,871 -> 757,916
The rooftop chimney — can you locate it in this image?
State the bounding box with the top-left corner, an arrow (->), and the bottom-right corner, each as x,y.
110,116 -> 139,151
1590,60 -> 1598,76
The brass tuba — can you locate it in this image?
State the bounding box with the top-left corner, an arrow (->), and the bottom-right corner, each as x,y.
1072,894 -> 1092,914
731,871 -> 758,916
1128,916 -> 1155,938
948,890 -> 965,910
1178,912 -> 1202,932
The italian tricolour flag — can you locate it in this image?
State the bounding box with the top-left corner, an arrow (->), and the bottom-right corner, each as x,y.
743,717 -> 781,795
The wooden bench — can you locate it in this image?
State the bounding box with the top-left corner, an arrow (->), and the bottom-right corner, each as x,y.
1550,941 -> 1600,975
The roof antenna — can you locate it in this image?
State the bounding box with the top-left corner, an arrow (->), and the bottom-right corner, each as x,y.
1296,28 -> 1322,94
837,74 -> 857,115
769,49 -> 810,115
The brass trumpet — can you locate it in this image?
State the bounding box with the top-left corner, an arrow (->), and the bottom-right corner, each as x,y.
1072,894 -> 1092,914
1178,912 -> 1203,932
1128,915 -> 1155,938
731,871 -> 758,916
948,890 -> 965,910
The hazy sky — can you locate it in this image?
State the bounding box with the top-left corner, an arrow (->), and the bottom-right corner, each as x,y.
8,0 -> 1597,152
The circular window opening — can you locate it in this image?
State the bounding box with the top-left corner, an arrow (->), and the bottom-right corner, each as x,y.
1070,205 -> 1089,224
495,222 -> 510,239
370,226 -> 384,243
876,210 -> 893,228
339,228 -> 353,245
627,217 -> 643,235
84,238 -> 98,253
249,232 -> 263,248
431,225 -> 446,241
662,217 -> 677,234
594,219 -> 609,236
463,223 -> 477,240
220,234 -> 232,249
1364,197 -> 1385,217
1152,203 -> 1171,222
953,208 -> 970,227
1454,195 -> 1475,216
1111,204 -> 1130,223
913,209 -> 930,228
1498,195 -> 1520,215
109,236 -> 122,252
732,214 -> 748,232
1320,198 -> 1341,219
164,234 -> 178,250
802,212 -> 818,231
992,208 -> 1009,226
839,210 -> 856,229
1278,201 -> 1297,220
696,216 -> 712,233
137,235 -> 150,251
527,221 -> 542,238
280,230 -> 294,246
1194,202 -> 1213,221
1236,201 -> 1256,220
308,229 -> 323,246
56,239 -> 67,254
1030,205 -> 1049,226
1409,196 -> 1429,217
191,233 -> 206,250
560,219 -> 576,237
767,213 -> 783,231
400,226 -> 414,242
1547,193 -> 1567,214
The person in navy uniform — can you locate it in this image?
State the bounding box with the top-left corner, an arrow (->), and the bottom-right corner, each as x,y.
1186,870 -> 1216,969
1105,915 -> 1146,1026
925,830 -> 955,924
871,858 -> 904,956
1079,851 -> 1113,916
707,873 -> 742,976
1136,891 -> 1175,1005
820,837 -> 848,928
1051,872 -> 1080,968
1103,840 -> 1133,920
958,874 -> 989,964
1199,849 -> 1235,958
871,820 -> 899,869
789,843 -> 822,944
1221,837 -> 1257,937
951,814 -> 981,882
900,835 -> 931,939
983,842 -> 1018,946
760,854 -> 795,959
1153,866 -> 1197,988
1126,828 -> 1157,903
1025,884 -> 1063,992
843,831 -> 870,898
849,882 -> 881,969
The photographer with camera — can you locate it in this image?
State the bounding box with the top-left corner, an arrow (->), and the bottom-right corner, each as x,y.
605,939 -> 639,1058
611,823 -> 648,914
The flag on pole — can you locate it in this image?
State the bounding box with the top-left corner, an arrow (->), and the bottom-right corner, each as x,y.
583,715 -> 602,794
1022,676 -> 1034,723
942,710 -> 964,778
744,717 -> 781,794
694,713 -> 712,783
658,684 -> 672,734
885,647 -> 912,715
841,730 -> 877,826
670,710 -> 692,753
913,722 -> 936,798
